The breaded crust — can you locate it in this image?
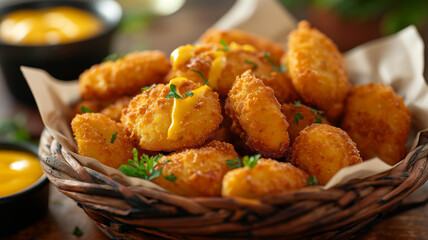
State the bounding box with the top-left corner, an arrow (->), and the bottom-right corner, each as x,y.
79,51 -> 171,101
226,70 -> 290,159
341,83 -> 411,165
151,141 -> 238,197
286,21 -> 350,123
199,28 -> 285,65
289,124 -> 362,185
281,102 -> 329,144
120,79 -> 222,152
100,96 -> 132,122
221,159 -> 308,198
71,113 -> 136,169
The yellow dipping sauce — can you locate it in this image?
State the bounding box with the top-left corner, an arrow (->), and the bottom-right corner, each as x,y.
0,150 -> 43,197
0,6 -> 103,45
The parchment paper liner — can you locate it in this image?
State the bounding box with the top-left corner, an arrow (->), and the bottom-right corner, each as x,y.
23,0 -> 428,190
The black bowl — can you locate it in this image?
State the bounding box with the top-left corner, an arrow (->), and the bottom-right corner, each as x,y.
0,0 -> 122,106
0,141 -> 49,236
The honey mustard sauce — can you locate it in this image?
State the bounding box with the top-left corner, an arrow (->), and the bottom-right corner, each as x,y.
0,6 -> 103,45
0,150 -> 43,197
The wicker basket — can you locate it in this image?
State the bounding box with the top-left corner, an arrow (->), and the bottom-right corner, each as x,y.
39,128 -> 428,240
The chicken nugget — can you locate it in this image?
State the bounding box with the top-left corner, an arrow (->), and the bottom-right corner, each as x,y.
286,21 -> 350,123
226,70 -> 290,159
71,113 -> 136,169
100,96 -> 132,122
121,77 -> 222,152
199,28 -> 285,65
221,159 -> 308,198
281,102 -> 329,144
169,43 -> 297,101
151,141 -> 238,197
79,50 -> 170,101
289,124 -> 362,185
341,83 -> 411,165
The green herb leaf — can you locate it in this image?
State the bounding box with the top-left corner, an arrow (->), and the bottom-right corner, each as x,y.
118,149 -> 164,181
72,226 -> 83,236
80,106 -> 93,113
165,84 -> 184,99
220,39 -> 230,51
142,83 -> 156,92
185,91 -> 194,97
110,131 -> 117,143
225,157 -> 242,168
315,116 -> 323,124
103,53 -> 125,62
293,112 -> 304,125
164,173 -> 177,182
244,59 -> 258,70
264,52 -> 286,73
309,107 -> 324,116
191,69 -> 208,85
159,159 -> 172,164
306,175 -> 318,187
243,154 -> 261,169
293,100 -> 303,108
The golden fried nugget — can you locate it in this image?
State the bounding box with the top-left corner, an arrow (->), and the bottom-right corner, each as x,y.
79,50 -> 170,101
100,96 -> 132,122
286,21 -> 350,123
71,113 -> 136,169
221,159 -> 308,198
73,100 -> 104,115
169,44 -> 297,101
289,124 -> 362,185
341,83 -> 411,165
151,141 -> 238,197
226,70 -> 290,159
199,28 -> 285,65
281,102 -> 329,144
121,78 -> 222,152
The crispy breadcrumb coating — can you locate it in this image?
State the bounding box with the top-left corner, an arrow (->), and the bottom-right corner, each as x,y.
199,28 -> 285,65
120,79 -> 222,152
100,96 -> 132,122
151,141 -> 238,197
286,21 -> 350,123
71,113 -> 136,169
341,83 -> 411,165
289,124 -> 362,185
226,70 -> 290,159
79,51 -> 170,101
221,159 -> 308,198
281,102 -> 329,144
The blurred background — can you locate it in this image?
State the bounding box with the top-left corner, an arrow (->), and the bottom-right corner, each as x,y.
1,0 -> 427,144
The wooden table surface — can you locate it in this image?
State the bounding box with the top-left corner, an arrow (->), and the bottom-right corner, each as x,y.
1,0 -> 428,239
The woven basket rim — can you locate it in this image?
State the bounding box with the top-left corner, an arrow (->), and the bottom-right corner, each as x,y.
39,128 -> 428,239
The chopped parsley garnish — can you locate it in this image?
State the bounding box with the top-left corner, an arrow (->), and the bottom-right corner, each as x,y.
110,131 -> 117,143
226,157 -> 242,168
315,116 -> 323,124
118,149 -> 164,181
293,112 -> 304,125
264,52 -> 286,73
163,173 -> 177,182
191,69 -> 208,85
293,100 -> 303,108
103,53 -> 125,62
80,106 -> 93,113
185,91 -> 194,97
309,107 -> 324,116
243,154 -> 261,169
225,154 -> 261,169
244,59 -> 258,70
165,84 -> 183,99
306,175 -> 318,186
141,83 -> 156,92
72,226 -> 83,236
220,39 -> 230,51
